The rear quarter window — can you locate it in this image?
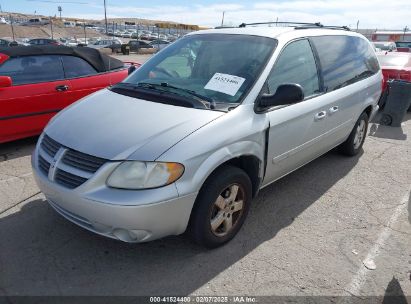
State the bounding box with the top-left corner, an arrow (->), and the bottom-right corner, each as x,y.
61,55 -> 97,78
311,35 -> 380,92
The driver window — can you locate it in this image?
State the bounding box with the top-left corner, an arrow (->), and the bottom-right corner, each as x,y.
267,39 -> 320,98
156,41 -> 200,78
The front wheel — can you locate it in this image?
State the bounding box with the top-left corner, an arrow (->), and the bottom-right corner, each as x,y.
188,166 -> 252,248
339,112 -> 369,156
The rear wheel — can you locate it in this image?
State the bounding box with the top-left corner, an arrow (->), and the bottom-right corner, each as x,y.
339,112 -> 369,156
188,166 -> 252,248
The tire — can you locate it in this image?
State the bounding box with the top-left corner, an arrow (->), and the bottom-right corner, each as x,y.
339,112 -> 369,156
380,113 -> 393,126
188,165 -> 252,248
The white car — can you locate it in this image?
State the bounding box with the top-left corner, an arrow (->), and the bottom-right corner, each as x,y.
122,32 -> 132,38
88,38 -> 122,49
0,17 -> 9,24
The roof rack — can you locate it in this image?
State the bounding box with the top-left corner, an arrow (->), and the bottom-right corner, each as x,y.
238,21 -> 350,31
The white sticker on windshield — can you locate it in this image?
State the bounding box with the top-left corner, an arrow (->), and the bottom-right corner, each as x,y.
204,73 -> 246,96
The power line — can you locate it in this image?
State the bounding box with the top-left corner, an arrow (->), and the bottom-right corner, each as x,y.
26,0 -> 88,4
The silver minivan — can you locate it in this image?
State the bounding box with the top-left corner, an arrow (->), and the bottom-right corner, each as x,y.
32,24 -> 382,248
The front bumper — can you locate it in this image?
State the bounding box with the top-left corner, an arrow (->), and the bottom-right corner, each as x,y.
33,160 -> 197,243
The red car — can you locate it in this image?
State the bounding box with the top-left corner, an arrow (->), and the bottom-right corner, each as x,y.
0,46 -> 140,143
377,51 -> 411,92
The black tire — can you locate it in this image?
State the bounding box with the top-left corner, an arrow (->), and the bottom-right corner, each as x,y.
188,165 -> 252,248
339,112 -> 369,156
380,113 -> 392,126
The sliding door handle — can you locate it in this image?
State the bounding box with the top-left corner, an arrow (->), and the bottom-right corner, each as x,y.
329,106 -> 339,114
314,111 -> 327,121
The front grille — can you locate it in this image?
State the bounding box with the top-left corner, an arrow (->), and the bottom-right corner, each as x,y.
62,149 -> 106,173
41,134 -> 61,157
38,155 -> 50,175
55,169 -> 88,189
37,134 -> 107,189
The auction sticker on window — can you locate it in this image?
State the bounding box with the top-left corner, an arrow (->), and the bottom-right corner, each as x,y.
204,73 -> 246,96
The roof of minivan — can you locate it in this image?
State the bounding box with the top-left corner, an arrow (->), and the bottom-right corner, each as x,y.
188,26 -> 365,41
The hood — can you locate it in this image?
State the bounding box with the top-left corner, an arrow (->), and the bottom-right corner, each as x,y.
45,89 -> 224,160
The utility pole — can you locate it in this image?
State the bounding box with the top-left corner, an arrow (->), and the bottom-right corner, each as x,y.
9,14 -> 15,41
403,26 -> 409,41
221,11 -> 225,27
50,18 -> 54,39
104,0 -> 108,35
356,20 -> 359,32
83,22 -> 87,43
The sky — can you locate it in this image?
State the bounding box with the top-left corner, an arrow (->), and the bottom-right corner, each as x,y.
1,0 -> 410,29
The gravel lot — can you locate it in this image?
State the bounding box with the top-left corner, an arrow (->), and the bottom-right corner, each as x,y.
0,110 -> 410,300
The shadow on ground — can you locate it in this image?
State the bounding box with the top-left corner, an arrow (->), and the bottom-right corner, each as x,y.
369,112 -> 409,140
0,136 -> 38,162
382,277 -> 408,304
0,150 -> 360,296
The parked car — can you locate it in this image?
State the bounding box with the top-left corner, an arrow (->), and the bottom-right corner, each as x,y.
63,21 -> 76,27
395,41 -> 411,52
32,26 -> 381,248
127,40 -> 154,52
121,31 -> 132,38
88,38 -> 122,51
140,33 -> 151,40
377,51 -> 411,91
149,39 -> 170,50
373,41 -> 397,52
0,17 -> 9,24
28,38 -> 61,46
148,33 -> 158,41
0,46 -> 140,143
0,38 -> 17,47
22,18 -> 50,26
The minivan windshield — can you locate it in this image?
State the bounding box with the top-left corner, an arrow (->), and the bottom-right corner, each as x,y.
118,34 -> 277,109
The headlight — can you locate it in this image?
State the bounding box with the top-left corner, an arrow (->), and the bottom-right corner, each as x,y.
107,161 -> 184,189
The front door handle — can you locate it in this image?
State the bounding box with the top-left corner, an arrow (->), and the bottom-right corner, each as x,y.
314,111 -> 327,121
55,85 -> 69,92
329,106 -> 339,114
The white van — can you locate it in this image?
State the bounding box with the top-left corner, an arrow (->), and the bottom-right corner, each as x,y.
32,23 -> 382,248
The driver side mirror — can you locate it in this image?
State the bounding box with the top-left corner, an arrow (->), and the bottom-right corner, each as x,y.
0,76 -> 12,88
257,84 -> 304,109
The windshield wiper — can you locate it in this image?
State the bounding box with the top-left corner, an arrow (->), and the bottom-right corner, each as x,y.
110,82 -> 210,109
137,82 -> 216,109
